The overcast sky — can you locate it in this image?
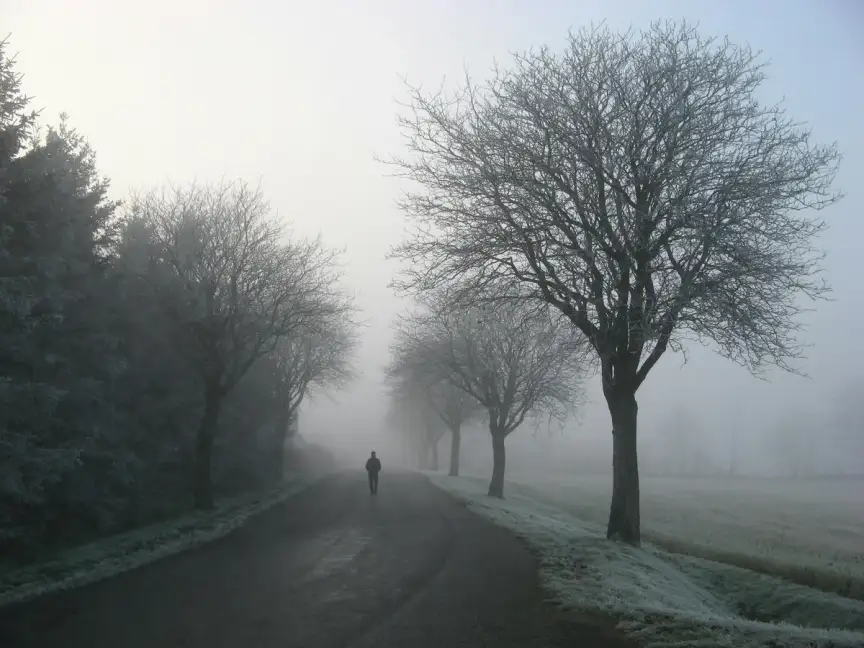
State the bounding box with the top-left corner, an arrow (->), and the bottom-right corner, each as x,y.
4,0 -> 862,469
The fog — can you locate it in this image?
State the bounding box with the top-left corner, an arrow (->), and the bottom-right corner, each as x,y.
7,0 -> 862,478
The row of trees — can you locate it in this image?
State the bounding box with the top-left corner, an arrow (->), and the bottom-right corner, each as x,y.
0,40 -> 356,558
386,21 -> 842,544
386,294 -> 587,496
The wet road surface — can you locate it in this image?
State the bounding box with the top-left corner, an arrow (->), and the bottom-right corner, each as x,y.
0,471 -> 632,648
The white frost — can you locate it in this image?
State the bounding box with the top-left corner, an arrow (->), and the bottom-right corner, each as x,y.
506,472 -> 864,588
0,475 -> 320,608
428,473 -> 864,648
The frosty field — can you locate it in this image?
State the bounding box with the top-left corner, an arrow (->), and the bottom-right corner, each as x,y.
429,473 -> 864,648
505,473 -> 864,599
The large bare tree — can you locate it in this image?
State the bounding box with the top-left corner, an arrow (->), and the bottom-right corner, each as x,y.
395,296 -> 586,497
387,22 -> 842,542
129,180 -> 346,508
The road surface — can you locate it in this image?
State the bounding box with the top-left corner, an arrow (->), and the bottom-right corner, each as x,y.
0,471 -> 631,648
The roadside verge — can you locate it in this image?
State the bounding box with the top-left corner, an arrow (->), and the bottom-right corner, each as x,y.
427,473 -> 864,648
0,474 -> 322,608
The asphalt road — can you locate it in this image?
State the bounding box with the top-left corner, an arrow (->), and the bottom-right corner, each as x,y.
0,471 -> 632,648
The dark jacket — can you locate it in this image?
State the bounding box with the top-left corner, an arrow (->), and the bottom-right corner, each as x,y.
365,457 -> 382,473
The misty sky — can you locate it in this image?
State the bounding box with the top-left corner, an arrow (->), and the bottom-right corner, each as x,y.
4,0 -> 862,469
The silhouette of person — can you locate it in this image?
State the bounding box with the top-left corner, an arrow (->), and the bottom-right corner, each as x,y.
365,451 -> 381,494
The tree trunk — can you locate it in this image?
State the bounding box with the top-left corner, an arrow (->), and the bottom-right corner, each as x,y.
605,388 -> 640,544
448,425 -> 461,477
488,427 -> 506,498
273,410 -> 291,484
193,385 -> 223,509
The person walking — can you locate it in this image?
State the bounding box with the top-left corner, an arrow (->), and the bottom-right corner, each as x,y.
365,451 -> 381,494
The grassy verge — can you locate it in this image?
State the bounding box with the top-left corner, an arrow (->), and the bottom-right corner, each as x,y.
0,475 -> 320,608
509,478 -> 864,602
428,474 -> 864,648
641,532 -> 864,603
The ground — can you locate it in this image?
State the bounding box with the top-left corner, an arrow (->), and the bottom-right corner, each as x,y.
0,478 -> 315,607
507,472 -> 864,598
0,471 -> 632,648
428,473 -> 864,648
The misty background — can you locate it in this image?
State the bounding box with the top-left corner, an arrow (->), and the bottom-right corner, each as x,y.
6,0 -> 862,477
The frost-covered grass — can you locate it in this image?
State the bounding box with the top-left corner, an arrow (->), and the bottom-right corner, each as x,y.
0,475 -> 320,608
429,474 -> 864,648
506,473 -> 864,600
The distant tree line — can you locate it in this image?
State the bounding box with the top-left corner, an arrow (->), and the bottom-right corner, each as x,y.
0,40 -> 356,560
386,292 -> 588,496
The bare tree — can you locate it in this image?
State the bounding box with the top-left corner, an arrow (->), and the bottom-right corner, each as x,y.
431,380 -> 481,476
387,337 -> 482,476
128,180 -> 346,508
387,22 -> 842,542
386,376 -> 448,470
395,295 -> 586,497
262,311 -> 357,481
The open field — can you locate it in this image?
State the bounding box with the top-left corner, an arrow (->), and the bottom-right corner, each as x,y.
504,473 -> 864,601
429,473 -> 864,648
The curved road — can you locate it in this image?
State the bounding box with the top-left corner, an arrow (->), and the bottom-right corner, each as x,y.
0,472 -> 630,648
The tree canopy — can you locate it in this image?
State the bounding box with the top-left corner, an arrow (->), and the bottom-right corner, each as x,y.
0,40 -> 358,556
388,21 -> 842,542
389,294 -> 587,496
